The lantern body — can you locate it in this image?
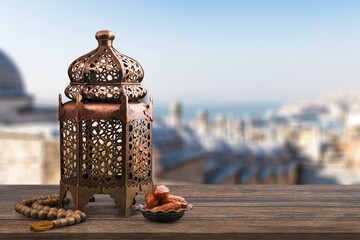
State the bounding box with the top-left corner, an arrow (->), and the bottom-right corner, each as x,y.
58,30 -> 153,216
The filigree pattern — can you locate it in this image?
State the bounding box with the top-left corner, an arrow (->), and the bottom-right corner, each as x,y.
68,50 -> 96,82
113,49 -> 144,83
124,85 -> 147,101
85,48 -> 121,83
128,119 -> 151,186
65,84 -> 82,100
81,119 -> 123,186
60,119 -> 77,184
82,85 -> 122,100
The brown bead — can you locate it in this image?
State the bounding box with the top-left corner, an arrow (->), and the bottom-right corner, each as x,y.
66,217 -> 76,225
58,208 -> 66,213
59,218 -> 68,227
52,219 -> 62,228
74,210 -> 86,222
30,209 -> 39,218
15,203 -> 23,212
43,206 -> 50,211
49,207 -> 57,212
53,199 -> 60,206
47,211 -> 57,220
66,210 -> 74,215
57,211 -> 66,219
38,210 -> 48,220
36,205 -> 44,211
52,219 -> 59,227
48,199 -> 55,206
73,214 -> 81,223
20,206 -> 28,215
25,208 -> 32,217
31,202 -> 39,208
66,213 -> 74,219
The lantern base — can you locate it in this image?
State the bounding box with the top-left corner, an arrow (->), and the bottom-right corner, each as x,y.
60,180 -> 153,217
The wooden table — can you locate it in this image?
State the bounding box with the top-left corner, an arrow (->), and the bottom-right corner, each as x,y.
1,185 -> 360,239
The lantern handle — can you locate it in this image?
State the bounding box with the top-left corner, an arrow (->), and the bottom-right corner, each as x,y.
58,94 -> 65,120
144,95 -> 153,121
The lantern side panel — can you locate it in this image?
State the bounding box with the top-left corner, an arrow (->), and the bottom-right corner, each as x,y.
80,119 -> 124,187
127,119 -> 152,186
60,119 -> 77,185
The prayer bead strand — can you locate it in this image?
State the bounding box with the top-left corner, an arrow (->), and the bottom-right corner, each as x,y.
15,195 -> 86,231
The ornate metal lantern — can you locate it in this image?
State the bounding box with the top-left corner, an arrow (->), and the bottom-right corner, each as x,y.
58,30 -> 153,216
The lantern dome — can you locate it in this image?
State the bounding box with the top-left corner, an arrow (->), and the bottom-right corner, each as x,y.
0,50 -> 25,96
65,30 -> 146,102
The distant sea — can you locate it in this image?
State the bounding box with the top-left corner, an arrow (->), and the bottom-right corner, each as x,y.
154,102 -> 280,121
35,99 -> 280,121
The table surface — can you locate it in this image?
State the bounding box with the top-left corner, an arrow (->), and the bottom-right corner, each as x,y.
1,185 -> 360,239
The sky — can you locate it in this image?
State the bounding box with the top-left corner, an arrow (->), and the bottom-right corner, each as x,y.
0,0 -> 360,106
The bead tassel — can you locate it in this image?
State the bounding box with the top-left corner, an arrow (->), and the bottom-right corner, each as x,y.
29,221 -> 54,232
14,195 -> 87,232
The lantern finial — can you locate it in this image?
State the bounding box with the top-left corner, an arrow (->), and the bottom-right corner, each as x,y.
95,30 -> 115,46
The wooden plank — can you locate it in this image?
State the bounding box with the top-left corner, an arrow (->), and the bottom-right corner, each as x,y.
2,185 -> 360,239
2,218 -> 360,233
5,185 -> 360,201
4,204 -> 360,221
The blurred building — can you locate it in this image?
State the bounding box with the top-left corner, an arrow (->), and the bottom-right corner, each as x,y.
0,50 -> 57,124
0,130 -> 59,184
0,50 -> 58,184
275,94 -> 360,184
152,103 -> 299,184
152,121 -> 204,183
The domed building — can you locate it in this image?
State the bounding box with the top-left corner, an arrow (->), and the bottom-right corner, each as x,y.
0,50 -> 56,124
0,50 -> 59,184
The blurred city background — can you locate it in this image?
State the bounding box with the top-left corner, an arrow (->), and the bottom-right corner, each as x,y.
1,0 -> 360,185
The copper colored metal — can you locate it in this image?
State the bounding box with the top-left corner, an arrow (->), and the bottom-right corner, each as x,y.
59,30 -> 153,217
